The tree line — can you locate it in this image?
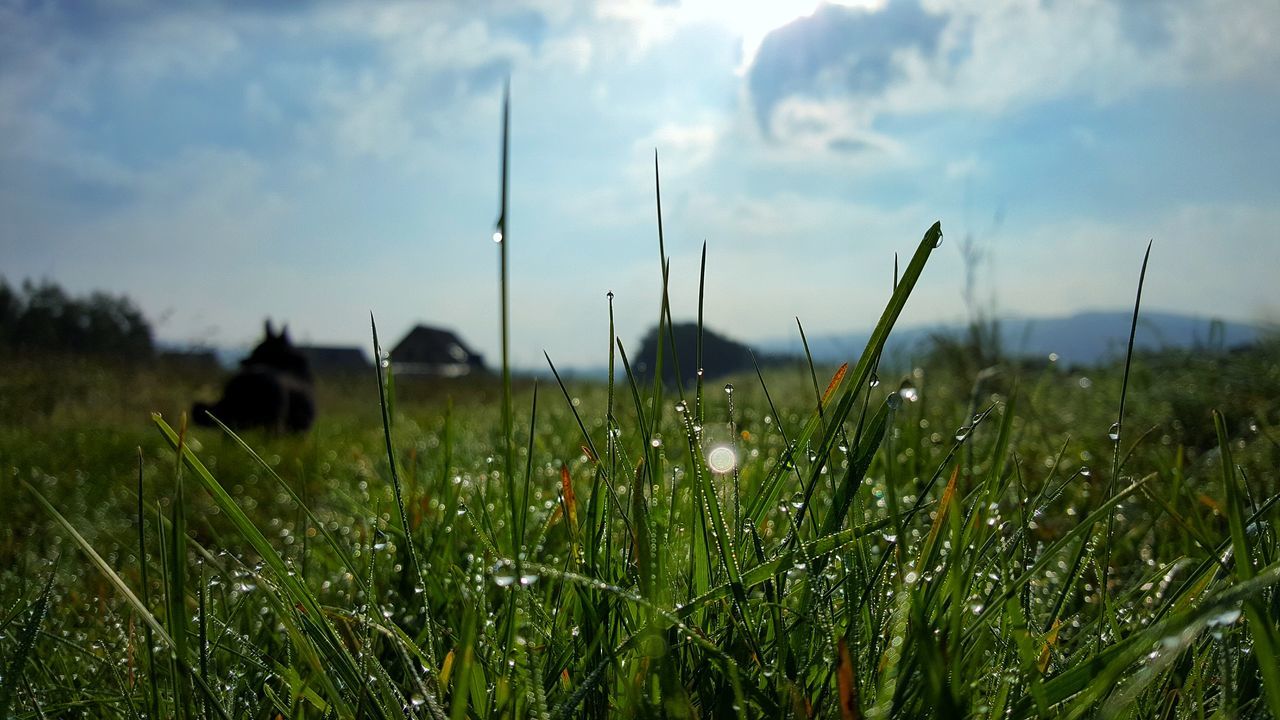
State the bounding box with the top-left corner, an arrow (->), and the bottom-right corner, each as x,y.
0,277 -> 154,359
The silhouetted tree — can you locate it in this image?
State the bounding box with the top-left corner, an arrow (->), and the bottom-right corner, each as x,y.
0,277 -> 154,359
634,322 -> 755,386
0,279 -> 17,348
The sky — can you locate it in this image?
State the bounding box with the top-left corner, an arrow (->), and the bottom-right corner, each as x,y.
2,0 -> 1278,369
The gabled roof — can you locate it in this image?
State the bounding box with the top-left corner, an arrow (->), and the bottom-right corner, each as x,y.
390,325 -> 487,376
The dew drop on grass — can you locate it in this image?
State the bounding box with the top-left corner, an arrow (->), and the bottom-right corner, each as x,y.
955,426 -> 971,442
707,445 -> 737,474
788,492 -> 804,511
724,383 -> 734,395
1207,607 -> 1242,627
898,379 -> 919,402
786,563 -> 807,582
886,392 -> 903,410
1108,422 -> 1121,442
934,231 -> 944,248
869,373 -> 880,388
1079,466 -> 1091,477
492,230 -> 503,243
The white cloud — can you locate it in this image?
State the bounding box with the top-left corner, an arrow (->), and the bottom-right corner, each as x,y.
749,0 -> 1280,139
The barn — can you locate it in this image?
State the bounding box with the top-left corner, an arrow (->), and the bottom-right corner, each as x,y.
390,325 -> 487,377
298,345 -> 371,375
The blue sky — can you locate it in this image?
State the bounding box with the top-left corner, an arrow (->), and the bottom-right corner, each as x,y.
2,0 -> 1278,368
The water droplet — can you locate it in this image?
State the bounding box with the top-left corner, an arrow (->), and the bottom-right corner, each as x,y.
519,573 -> 540,586
1079,466 -> 1092,477
1108,422 -> 1121,442
898,379 -> 919,403
955,426 -> 971,442
707,445 -> 737,474
886,392 -> 903,410
788,492 -> 805,511
492,560 -> 517,588
492,230 -> 504,243
869,373 -> 880,388
723,383 -> 734,394
650,437 -> 662,448
606,290 -> 614,299
674,401 -> 688,414
1207,607 -> 1242,627
934,231 -> 944,248
1048,352 -> 1059,362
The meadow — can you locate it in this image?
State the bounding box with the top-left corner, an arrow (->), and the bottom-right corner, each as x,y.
2,109 -> 1279,717
3,220 -> 1279,719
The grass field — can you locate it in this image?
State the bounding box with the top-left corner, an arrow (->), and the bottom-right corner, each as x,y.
3,112 -> 1280,717
3,218 -> 1279,719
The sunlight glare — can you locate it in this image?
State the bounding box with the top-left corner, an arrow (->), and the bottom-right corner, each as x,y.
675,0 -> 886,74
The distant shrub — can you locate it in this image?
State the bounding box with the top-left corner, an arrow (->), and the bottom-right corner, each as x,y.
0,277 -> 154,360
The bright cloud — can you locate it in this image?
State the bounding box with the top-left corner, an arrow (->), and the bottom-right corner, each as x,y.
1,0 -> 1277,367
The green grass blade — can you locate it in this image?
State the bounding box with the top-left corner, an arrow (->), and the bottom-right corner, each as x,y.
0,564 -> 57,717
1215,410 -> 1280,717
136,447 -> 161,720
967,474 -> 1153,636
23,479 -> 233,720
153,415 -> 359,716
371,315 -> 440,675
746,222 -> 943,524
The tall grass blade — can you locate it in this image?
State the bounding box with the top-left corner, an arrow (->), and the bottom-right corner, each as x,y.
371,315 -> 439,674
167,415 -> 192,717
1102,240 -> 1152,601
23,479 -> 232,720
153,415 -> 359,716
746,222 -> 942,524
136,447 -> 160,720
0,564 -> 56,717
1215,410 -> 1280,717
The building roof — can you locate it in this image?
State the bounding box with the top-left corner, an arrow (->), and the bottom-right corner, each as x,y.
390,325 -> 487,376
299,345 -> 371,372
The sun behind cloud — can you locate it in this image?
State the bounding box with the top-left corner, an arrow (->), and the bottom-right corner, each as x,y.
685,0 -> 886,72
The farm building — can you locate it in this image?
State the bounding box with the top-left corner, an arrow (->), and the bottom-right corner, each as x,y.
298,345 -> 371,374
390,325 -> 487,377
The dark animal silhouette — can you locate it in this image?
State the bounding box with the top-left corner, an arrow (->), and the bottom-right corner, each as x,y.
192,320 -> 315,433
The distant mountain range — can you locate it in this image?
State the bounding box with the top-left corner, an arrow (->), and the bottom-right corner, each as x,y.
755,310 -> 1270,367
